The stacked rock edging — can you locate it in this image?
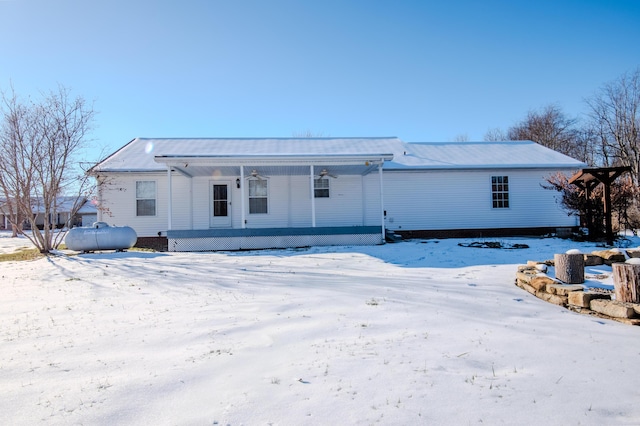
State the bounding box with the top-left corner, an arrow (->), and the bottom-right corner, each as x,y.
515,249 -> 640,326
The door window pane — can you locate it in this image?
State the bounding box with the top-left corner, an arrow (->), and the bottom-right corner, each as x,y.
213,184 -> 228,217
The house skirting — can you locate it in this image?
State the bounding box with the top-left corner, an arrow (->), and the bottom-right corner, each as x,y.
395,226 -> 579,239
166,226 -> 384,252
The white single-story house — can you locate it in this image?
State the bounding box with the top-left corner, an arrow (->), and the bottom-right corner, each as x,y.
90,137 -> 585,251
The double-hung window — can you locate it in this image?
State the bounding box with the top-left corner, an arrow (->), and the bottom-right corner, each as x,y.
136,180 -> 156,216
248,179 -> 268,214
491,176 -> 509,208
314,178 -> 330,198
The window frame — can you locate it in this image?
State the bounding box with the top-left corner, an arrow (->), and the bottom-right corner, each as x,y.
491,175 -> 510,209
135,180 -> 157,217
313,177 -> 330,198
248,178 -> 268,214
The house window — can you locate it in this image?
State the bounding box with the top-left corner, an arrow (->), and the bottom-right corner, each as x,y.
248,179 -> 268,214
136,180 -> 156,216
491,176 -> 509,208
314,178 -> 330,198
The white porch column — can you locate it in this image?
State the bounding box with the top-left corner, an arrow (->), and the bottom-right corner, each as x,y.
310,165 -> 316,227
240,165 -> 246,229
167,166 -> 173,231
378,162 -> 385,241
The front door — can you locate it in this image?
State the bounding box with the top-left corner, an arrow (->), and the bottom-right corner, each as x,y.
210,182 -> 232,227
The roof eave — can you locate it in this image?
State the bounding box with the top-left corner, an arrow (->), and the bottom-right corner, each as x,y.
384,163 -> 586,171
90,168 -> 168,174
154,153 -> 394,166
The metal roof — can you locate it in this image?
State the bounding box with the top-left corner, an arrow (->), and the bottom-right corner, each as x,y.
91,137 -> 585,174
385,141 -> 585,170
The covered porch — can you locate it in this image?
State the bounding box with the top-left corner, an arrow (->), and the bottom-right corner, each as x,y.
154,153 -> 393,251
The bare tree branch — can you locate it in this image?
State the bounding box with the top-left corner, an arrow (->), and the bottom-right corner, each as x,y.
586,68 -> 640,183
0,84 -> 96,252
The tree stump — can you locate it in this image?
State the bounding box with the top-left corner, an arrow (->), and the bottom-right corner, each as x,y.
554,253 -> 585,284
612,263 -> 640,303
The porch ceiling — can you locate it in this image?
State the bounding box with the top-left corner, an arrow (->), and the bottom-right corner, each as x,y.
154,155 -> 391,178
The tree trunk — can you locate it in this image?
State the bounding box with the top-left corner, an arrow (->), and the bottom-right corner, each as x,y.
612,263 -> 640,303
554,253 -> 585,284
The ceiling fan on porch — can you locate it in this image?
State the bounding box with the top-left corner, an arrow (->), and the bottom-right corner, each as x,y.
316,168 -> 337,178
246,169 -> 267,180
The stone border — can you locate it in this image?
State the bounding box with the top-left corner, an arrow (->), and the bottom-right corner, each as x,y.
516,251 -> 640,326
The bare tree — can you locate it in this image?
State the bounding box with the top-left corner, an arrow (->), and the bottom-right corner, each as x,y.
292,130 -> 328,138
0,85 -> 96,252
506,104 -> 589,161
484,127 -> 507,141
573,125 -> 604,167
0,88 -> 31,237
485,105 -> 590,162
586,68 -> 640,183
450,133 -> 469,142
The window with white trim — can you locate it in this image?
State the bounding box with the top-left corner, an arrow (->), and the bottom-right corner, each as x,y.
136,180 -> 156,216
314,178 -> 330,198
491,176 -> 509,208
248,179 -> 268,214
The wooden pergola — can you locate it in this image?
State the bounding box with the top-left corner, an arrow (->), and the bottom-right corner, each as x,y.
569,166 -> 631,245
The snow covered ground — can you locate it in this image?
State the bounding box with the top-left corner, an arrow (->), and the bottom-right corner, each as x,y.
1,232 -> 639,425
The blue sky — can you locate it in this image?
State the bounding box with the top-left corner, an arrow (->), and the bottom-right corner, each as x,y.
1,0 -> 639,162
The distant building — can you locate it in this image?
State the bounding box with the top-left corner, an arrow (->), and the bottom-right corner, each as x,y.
0,197 -> 97,230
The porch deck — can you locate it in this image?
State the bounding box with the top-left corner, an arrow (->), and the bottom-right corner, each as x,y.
166,226 -> 384,252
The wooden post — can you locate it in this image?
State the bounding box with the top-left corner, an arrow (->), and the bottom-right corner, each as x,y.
603,181 -> 613,246
585,184 -> 593,237
554,253 -> 585,284
612,263 -> 640,303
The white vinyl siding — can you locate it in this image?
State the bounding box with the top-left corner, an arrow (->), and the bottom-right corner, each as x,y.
99,166 -> 579,241
170,175 -> 192,230
361,174 -> 382,226
97,173 -> 167,237
314,175 -> 365,227
186,174 -> 372,229
383,169 -> 578,231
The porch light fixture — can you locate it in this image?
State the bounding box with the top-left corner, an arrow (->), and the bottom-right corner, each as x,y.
236,178 -> 241,189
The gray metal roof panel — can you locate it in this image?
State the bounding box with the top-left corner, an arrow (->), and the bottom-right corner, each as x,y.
92,137 -> 585,172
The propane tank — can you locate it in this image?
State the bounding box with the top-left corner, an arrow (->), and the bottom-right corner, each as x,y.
65,222 -> 137,252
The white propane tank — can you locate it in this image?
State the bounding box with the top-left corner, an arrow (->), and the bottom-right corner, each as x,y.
65,222 -> 137,252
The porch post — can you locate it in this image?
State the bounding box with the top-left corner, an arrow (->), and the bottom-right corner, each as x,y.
310,165 -> 316,227
378,162 -> 385,241
240,165 -> 246,229
167,165 -> 173,230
